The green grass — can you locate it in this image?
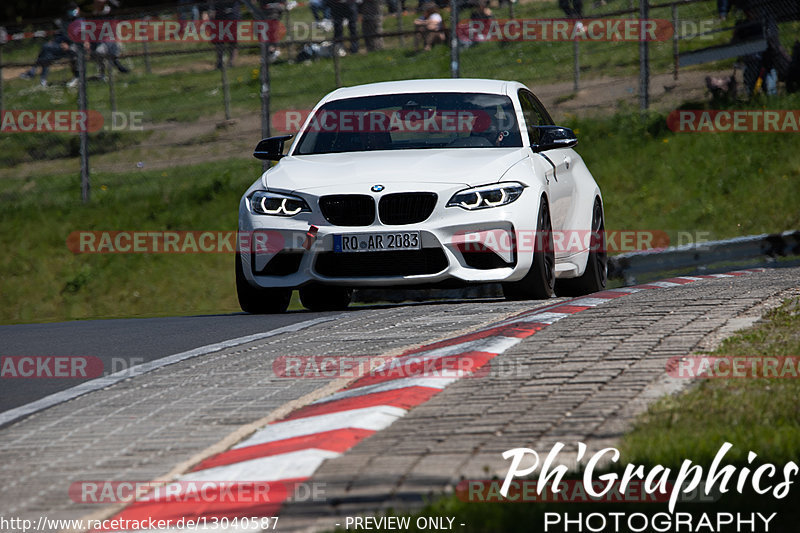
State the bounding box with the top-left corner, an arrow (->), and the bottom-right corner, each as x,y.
621,296 -> 800,466
0,159 -> 259,324
564,93 -> 800,238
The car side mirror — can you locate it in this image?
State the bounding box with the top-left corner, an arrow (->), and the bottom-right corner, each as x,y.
253,135 -> 293,161
531,126 -> 577,152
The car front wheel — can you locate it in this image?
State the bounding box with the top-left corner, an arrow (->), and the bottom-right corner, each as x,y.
502,196 -> 555,300
555,197 -> 607,296
299,284 -> 352,312
235,253 -> 292,314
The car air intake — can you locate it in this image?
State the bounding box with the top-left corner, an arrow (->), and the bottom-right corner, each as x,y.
319,195 -> 375,226
314,249 -> 448,277
378,193 -> 438,225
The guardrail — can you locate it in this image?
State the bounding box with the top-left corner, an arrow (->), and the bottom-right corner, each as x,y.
353,230 -> 800,303
608,230 -> 800,283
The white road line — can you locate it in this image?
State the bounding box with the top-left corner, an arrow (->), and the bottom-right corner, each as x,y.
233,405 -> 407,449
605,287 -> 644,293
393,335 -> 522,364
645,281 -> 682,288
568,297 -> 614,307
144,449 -> 342,491
0,316 -> 339,428
515,312 -> 572,324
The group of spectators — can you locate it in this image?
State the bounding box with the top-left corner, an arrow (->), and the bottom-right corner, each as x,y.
19,0 -> 128,87
17,0 -> 797,99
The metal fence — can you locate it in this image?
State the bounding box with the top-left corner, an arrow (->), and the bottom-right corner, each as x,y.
1,0 -> 798,204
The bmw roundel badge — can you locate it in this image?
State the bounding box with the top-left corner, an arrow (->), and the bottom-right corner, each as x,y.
371,184 -> 385,192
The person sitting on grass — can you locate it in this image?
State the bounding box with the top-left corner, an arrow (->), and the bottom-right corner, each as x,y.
414,2 -> 445,51
19,3 -> 81,87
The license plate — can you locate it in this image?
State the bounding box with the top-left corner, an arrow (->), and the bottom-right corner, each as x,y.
334,232 -> 421,253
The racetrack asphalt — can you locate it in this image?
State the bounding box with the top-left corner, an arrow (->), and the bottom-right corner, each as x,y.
0,311 -> 341,412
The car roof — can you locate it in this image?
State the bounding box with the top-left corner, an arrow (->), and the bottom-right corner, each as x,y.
321,78 -> 526,103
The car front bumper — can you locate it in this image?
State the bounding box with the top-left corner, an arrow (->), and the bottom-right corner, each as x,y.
238,199 -> 541,289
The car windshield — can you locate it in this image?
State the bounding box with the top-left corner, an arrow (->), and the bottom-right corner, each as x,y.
293,92 -> 522,155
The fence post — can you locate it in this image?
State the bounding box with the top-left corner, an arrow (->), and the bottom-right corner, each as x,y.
450,0 -> 459,78
638,0 -> 649,111
260,40 -> 271,172
0,44 -> 4,119
107,59 -> 117,115
397,8 -> 405,47
142,41 -> 152,74
76,45 -> 91,204
672,3 -> 679,80
221,59 -> 232,120
142,15 -> 152,74
573,39 -> 580,92
333,45 -> 342,87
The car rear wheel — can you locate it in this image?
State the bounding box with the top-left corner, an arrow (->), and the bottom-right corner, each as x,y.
555,197 -> 607,296
299,284 -> 352,311
235,253 -> 292,314
502,196 -> 555,300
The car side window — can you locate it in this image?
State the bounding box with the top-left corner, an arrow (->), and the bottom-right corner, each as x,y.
518,89 -> 553,146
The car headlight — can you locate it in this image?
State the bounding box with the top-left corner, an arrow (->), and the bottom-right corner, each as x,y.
250,191 -> 311,216
446,182 -> 525,210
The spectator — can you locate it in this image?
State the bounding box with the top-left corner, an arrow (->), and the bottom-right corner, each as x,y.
261,0 -> 285,62
414,2 -> 444,51
178,0 -> 201,20
208,0 -> 241,68
360,0 -> 384,51
19,3 -> 80,87
731,0 -> 788,95
559,0 -> 584,33
470,0 -> 492,20
310,0 -> 333,30
717,0 -> 730,20
462,0 -> 492,46
386,0 -> 406,16
327,0 -> 360,55
87,0 -> 129,81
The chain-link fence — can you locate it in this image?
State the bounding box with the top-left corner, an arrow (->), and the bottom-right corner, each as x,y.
1,0 -> 798,204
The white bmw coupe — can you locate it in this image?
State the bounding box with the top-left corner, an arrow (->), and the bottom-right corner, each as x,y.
237,78 -> 606,313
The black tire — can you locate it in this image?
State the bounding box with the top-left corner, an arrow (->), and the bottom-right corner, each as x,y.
299,284 -> 352,312
555,197 -> 607,297
235,252 -> 291,314
502,196 -> 555,300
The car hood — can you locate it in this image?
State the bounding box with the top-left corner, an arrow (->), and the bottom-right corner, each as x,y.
259,148 -> 530,193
